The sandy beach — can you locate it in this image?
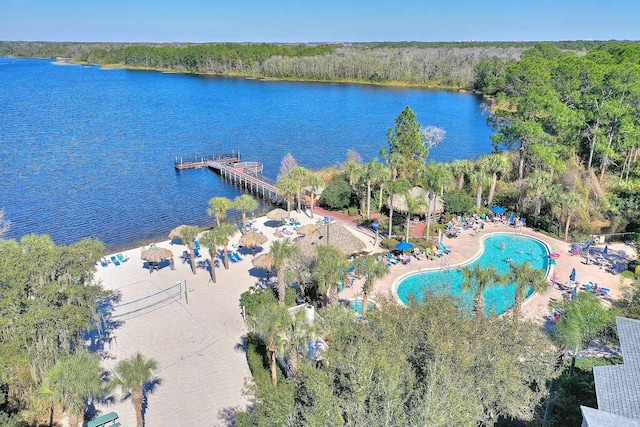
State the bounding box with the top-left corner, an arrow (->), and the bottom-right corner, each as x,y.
93,211 -> 636,426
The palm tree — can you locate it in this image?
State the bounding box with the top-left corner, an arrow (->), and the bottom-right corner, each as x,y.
248,303 -> 290,386
207,196 -> 233,227
449,160 -> 473,190
212,223 -> 238,270
461,264 -> 504,319
233,194 -> 259,235
199,230 -> 225,283
469,167 -> 492,209
403,190 -> 427,242
369,161 -> 391,213
288,166 -> 310,213
524,170 -> 551,226
271,238 -> 297,306
38,350 -> 105,427
113,353 -> 159,427
386,178 -> 410,239
553,292 -> 616,375
179,225 -> 200,275
305,173 -> 323,219
276,176 -> 298,213
481,153 -> 512,207
421,162 -> 448,239
344,159 -> 367,215
314,245 -> 349,305
355,256 -> 389,320
507,261 -> 549,321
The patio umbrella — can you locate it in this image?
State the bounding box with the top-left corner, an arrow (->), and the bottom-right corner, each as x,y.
240,231 -> 268,255
267,208 -> 289,221
490,206 -> 506,214
603,245 -> 609,257
252,253 -> 274,270
569,268 -> 576,282
141,246 -> 173,263
297,224 -> 319,236
395,241 -> 414,252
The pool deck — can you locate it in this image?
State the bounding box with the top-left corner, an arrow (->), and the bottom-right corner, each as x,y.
339,221 -> 636,324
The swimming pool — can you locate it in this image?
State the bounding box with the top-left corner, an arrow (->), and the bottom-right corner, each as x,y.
395,233 -> 550,315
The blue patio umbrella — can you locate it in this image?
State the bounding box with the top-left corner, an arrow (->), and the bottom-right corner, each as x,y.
395,241 -> 414,252
569,268 -> 576,282
490,206 -> 506,214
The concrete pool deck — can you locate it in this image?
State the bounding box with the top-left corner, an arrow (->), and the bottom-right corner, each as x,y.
339,221 -> 636,324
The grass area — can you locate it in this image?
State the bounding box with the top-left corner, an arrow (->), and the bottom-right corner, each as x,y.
574,355 -> 623,370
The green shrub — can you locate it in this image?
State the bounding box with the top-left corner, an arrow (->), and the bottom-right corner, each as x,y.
240,286 -> 277,317
443,189 -> 475,214
628,258 -> 640,273
347,207 -> 359,217
245,334 -> 272,387
320,176 -> 353,209
381,237 -> 399,250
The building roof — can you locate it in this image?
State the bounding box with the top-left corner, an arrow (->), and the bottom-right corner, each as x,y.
582,317 -> 640,426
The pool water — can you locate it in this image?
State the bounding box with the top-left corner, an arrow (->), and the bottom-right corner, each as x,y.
349,299 -> 376,315
396,234 -> 549,315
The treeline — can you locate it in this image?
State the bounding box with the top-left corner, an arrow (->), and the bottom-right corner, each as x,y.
471,42 -> 640,235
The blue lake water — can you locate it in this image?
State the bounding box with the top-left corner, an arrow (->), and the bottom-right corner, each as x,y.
396,234 -> 550,315
0,58 -> 495,250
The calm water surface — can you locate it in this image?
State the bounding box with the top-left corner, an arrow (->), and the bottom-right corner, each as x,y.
0,59 -> 494,250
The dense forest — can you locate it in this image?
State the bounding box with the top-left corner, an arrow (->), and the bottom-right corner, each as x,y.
0,40 -> 613,88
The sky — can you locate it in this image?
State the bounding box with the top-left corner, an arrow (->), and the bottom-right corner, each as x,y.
1,0 -> 639,43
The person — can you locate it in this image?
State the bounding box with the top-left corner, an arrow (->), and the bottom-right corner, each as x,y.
506,257 -> 513,263
500,242 -> 506,250
553,311 -> 560,322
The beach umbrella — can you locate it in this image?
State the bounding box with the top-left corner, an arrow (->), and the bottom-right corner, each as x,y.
295,222 -> 366,256
252,253 -> 274,270
569,268 -> 576,282
603,245 -> 609,257
168,224 -> 188,240
395,241 -> 414,252
489,206 -> 506,214
141,246 -> 173,263
267,208 -> 289,221
296,224 -> 319,236
240,231 -> 268,255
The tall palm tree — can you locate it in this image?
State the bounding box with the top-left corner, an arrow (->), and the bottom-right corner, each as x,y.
507,261 -> 549,321
314,245 -> 349,305
207,196 -> 233,227
233,194 -> 259,235
355,256 -> 389,320
212,223 -> 237,270
481,153 -> 512,207
524,169 -> 551,226
344,159 -> 366,215
38,350 -> 105,427
449,159 -> 473,190
276,176 -> 298,213
305,173 -> 323,219
179,225 -> 200,275
469,167 -> 492,209
461,264 -> 504,319
288,166 -> 310,213
421,162 -> 448,239
271,238 -> 297,306
248,303 -> 290,386
386,178 -> 410,239
113,353 -> 159,427
199,230 -> 225,283
369,161 -> 391,213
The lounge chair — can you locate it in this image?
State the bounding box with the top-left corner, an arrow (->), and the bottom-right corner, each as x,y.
100,257 -> 109,267
227,253 -> 237,263
110,255 -> 121,266
233,252 -> 243,262
194,248 -> 201,258
117,253 -> 129,263
437,242 -> 452,254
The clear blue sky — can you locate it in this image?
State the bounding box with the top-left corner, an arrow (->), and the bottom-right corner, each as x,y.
1,0 -> 639,43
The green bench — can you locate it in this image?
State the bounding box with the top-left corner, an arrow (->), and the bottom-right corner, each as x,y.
87,412 -> 119,427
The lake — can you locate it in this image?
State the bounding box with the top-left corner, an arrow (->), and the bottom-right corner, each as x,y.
0,58 -> 495,250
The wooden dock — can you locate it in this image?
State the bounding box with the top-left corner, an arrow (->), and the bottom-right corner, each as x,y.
176,151 -> 279,201
174,152 -> 241,170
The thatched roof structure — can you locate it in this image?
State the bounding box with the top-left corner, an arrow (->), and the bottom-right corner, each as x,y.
267,208 -> 290,221
141,246 -> 173,263
252,253 -> 274,270
240,232 -> 268,247
296,224 -> 319,236
168,224 -> 187,240
295,222 -> 366,256
388,187 -> 444,215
